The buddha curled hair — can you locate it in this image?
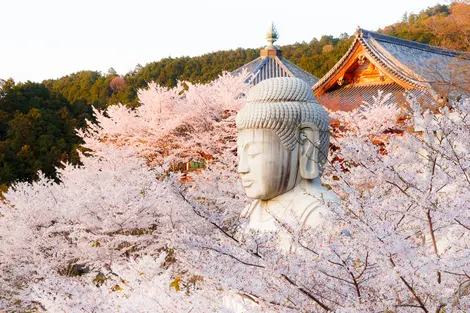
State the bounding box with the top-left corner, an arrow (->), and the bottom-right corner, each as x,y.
236,77 -> 330,164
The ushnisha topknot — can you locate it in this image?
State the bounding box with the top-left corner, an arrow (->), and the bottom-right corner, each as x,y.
246,76 -> 316,103
236,77 -> 330,164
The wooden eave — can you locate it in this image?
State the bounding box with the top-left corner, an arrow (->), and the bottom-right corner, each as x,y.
314,43 -> 416,97
313,31 -> 432,98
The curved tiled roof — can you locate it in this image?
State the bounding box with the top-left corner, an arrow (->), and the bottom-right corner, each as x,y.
313,37 -> 361,91
360,29 -> 463,57
313,29 -> 470,94
282,58 -> 319,87
232,24 -> 319,87
231,57 -> 264,78
232,53 -> 318,87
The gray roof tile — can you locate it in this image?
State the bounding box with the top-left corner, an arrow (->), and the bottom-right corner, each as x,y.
232,54 -> 318,88
314,29 -> 470,100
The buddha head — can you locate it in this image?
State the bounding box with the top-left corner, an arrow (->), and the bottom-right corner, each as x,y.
236,77 -> 330,200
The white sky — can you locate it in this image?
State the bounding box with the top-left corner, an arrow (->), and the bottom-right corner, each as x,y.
1,0 -> 447,83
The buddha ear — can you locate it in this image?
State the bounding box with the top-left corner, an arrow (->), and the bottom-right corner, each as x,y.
298,123 -> 320,180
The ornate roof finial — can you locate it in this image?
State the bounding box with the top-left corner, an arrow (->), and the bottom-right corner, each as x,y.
266,22 -> 279,49
355,26 -> 363,38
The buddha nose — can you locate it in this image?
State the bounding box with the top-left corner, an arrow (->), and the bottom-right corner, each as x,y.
237,152 -> 249,174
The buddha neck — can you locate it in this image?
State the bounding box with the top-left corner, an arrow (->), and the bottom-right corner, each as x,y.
242,176 -> 329,235
260,177 -> 323,205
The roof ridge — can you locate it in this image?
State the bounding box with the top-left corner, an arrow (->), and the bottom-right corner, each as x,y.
364,36 -> 428,88
231,57 -> 262,71
280,57 -> 318,80
313,37 -> 361,90
359,28 -> 466,57
230,57 -> 262,76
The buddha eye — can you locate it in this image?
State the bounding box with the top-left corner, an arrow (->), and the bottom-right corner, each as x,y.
247,145 -> 262,156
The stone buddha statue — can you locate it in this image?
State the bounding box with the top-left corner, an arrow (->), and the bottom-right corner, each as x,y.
236,77 -> 338,250
223,77 -> 338,311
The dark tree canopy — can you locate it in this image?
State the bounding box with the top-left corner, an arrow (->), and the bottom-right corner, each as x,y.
0,2 -> 467,186
0,81 -> 92,186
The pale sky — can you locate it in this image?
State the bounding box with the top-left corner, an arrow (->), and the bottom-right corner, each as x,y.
1,0 -> 447,83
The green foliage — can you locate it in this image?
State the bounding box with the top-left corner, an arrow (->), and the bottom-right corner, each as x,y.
43,71 -> 115,110
0,81 -> 92,185
41,2 -> 465,112
381,2 -> 470,51
282,35 -> 354,78
41,37 -> 352,110
0,2 -> 465,186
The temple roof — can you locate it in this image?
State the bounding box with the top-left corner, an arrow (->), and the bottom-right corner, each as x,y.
313,28 -> 470,98
232,24 -> 319,87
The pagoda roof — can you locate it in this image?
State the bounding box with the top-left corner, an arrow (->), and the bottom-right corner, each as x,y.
313,28 -> 470,97
232,55 -> 319,87
232,23 -> 319,87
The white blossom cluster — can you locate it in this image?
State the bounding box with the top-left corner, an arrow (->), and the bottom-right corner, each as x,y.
1,75 -> 469,312
77,70 -> 251,170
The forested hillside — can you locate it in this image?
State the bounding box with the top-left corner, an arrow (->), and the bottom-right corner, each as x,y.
42,37 -> 353,109
382,2 -> 470,51
0,1 -> 468,186
0,80 -> 91,186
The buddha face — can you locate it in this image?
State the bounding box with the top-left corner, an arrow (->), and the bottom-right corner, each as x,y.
237,129 -> 299,200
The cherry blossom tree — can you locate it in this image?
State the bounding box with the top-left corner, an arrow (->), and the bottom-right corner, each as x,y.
1,70 -> 470,313
78,70 -> 250,170
0,72 -> 251,312
314,93 -> 470,312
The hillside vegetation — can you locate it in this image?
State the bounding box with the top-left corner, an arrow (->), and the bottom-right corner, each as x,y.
0,1 -> 468,185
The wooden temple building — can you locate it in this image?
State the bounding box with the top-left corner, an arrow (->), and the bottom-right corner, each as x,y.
313,28 -> 470,111
232,24 -> 319,86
